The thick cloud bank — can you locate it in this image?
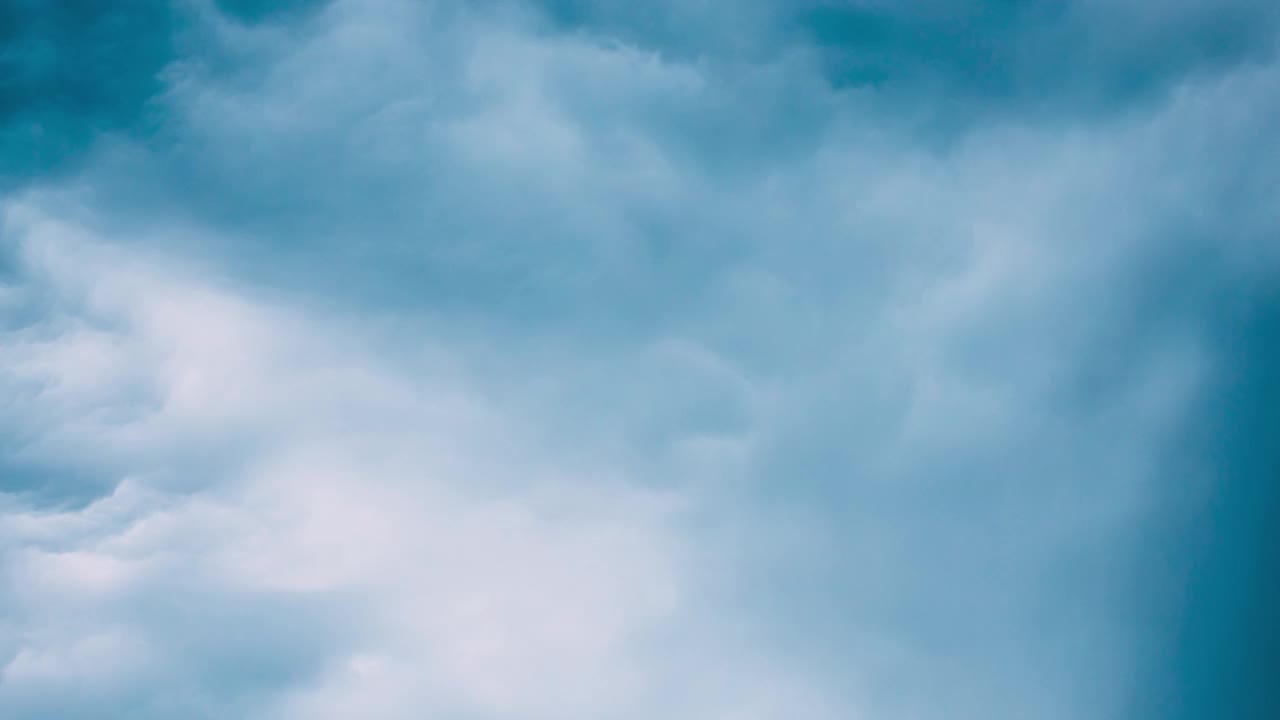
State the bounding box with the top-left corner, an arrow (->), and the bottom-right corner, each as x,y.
2,1 -> 1278,719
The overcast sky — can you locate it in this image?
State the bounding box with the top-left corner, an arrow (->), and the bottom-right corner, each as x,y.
2,2 -> 1278,718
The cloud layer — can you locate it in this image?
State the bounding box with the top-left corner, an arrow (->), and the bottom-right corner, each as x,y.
3,1 -> 1279,718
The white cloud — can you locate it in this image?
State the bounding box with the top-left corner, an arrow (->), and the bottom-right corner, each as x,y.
0,202 -> 843,719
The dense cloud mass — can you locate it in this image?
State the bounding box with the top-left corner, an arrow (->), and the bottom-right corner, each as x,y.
2,1 -> 1278,719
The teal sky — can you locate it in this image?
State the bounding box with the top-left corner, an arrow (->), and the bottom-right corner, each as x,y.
2,2 -> 1278,718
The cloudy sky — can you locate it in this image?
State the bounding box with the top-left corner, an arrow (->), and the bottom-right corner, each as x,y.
2,1 -> 1278,718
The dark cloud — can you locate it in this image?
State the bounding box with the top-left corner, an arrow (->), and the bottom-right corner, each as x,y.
802,1 -> 1280,106
212,0 -> 328,23
0,0 -> 175,183
1131,288 -> 1280,719
530,0 -> 1280,127
0,0 -> 333,187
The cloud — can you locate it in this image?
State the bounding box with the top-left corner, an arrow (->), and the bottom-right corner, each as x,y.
2,1 -> 1279,719
0,204 -> 851,719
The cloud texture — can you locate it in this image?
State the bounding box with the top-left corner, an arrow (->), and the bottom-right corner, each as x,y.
2,1 -> 1279,718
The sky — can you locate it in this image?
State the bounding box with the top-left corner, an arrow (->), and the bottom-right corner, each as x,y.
1,1 -> 1278,718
